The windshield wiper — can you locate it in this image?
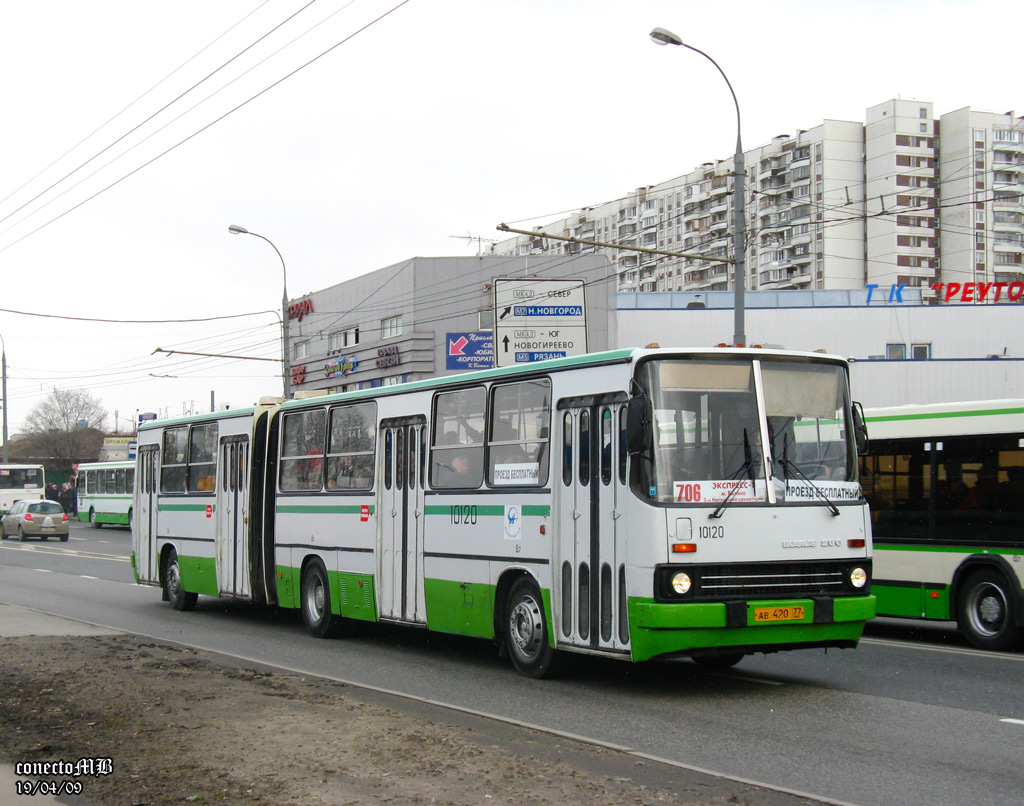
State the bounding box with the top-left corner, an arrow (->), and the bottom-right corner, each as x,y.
776,456 -> 840,517
710,430 -> 758,519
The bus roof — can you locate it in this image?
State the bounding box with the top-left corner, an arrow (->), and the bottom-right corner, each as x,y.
864,399 -> 1024,440
136,346 -> 851,429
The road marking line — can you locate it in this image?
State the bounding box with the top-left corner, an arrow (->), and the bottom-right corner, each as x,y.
0,544 -> 130,562
1000,718 -> 1024,726
860,636 -> 1024,662
33,568 -> 52,573
79,575 -> 99,580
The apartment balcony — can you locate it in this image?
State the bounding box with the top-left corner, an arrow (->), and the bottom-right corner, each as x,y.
760,218 -> 787,235
710,179 -> 730,197
993,194 -> 1024,210
994,270 -> 1024,284
994,240 -> 1024,255
709,197 -> 729,216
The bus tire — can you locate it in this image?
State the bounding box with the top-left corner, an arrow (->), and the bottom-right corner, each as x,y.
956,568 -> 1023,651
164,548 -> 197,612
505,578 -> 561,678
89,509 -> 103,528
301,559 -> 342,639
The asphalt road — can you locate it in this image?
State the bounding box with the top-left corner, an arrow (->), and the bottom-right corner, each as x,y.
2,520 -> 1023,806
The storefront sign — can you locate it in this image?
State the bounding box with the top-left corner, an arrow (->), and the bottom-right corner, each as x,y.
376,345 -> 400,369
325,355 -> 357,379
288,298 -> 314,321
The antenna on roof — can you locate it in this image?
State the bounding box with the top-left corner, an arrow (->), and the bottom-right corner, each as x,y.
450,233 -> 498,256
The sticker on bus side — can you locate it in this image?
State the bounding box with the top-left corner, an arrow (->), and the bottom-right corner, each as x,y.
493,463 -> 540,486
784,480 -> 861,501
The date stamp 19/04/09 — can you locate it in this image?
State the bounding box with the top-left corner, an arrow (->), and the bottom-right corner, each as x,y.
12,757 -> 112,797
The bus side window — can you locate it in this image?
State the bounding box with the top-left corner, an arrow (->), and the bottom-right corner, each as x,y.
562,412 -> 573,486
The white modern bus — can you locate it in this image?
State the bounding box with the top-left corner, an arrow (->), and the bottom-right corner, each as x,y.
132,347 -> 874,676
862,399 -> 1024,650
0,464 -> 46,514
76,461 -> 135,527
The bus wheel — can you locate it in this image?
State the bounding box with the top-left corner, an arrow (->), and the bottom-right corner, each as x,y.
301,559 -> 341,639
957,569 -> 1023,651
164,549 -> 197,612
692,653 -> 744,670
89,509 -> 103,529
505,578 -> 560,678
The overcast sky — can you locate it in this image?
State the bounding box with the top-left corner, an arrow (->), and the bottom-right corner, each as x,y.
0,0 -> 1018,436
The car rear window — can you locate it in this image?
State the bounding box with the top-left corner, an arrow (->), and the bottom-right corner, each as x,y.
29,502 -> 63,514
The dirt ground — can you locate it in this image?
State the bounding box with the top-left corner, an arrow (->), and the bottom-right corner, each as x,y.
0,634 -> 827,806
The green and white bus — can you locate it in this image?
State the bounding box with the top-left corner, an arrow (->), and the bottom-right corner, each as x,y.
77,461 -> 135,527
0,464 -> 45,514
132,347 -> 875,676
862,399 -> 1024,651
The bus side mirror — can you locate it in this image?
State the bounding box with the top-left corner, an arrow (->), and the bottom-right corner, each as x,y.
852,402 -> 869,456
626,395 -> 652,455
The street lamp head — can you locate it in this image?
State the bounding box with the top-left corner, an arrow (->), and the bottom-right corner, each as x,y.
227,224 -> 249,235
650,27 -> 683,47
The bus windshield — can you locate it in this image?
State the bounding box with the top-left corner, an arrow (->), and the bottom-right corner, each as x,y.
637,358 -> 856,504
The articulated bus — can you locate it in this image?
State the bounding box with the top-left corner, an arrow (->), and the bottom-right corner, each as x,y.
862,399 -> 1024,651
76,461 -> 135,527
132,347 -> 874,676
0,464 -> 46,514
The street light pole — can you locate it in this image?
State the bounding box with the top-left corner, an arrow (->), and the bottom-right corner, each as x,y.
650,27 -> 747,346
0,334 -> 7,463
228,225 -> 292,397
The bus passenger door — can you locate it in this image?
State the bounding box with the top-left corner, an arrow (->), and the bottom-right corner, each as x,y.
555,399 -> 628,653
378,418 -> 427,624
136,446 -> 159,583
216,436 -> 250,598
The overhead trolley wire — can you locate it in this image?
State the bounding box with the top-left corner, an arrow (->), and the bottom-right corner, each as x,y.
0,0 -> 412,256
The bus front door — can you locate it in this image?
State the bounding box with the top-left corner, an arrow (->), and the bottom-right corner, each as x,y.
216,436 -> 250,598
136,446 -> 159,584
378,419 -> 427,624
556,399 -> 629,654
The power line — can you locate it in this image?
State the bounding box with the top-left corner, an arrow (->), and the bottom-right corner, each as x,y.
0,0 -> 412,256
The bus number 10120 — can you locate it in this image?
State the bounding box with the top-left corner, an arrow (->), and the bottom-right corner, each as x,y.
450,505 -> 478,525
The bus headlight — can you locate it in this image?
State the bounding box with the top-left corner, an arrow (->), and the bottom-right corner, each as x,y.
849,567 -> 868,588
671,572 -> 692,595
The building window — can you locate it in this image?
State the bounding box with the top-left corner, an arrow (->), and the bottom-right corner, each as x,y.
886,344 -> 906,360
381,315 -> 402,339
912,343 -> 931,360
328,327 -> 359,352
293,340 -> 309,361
478,309 -> 494,330
919,107 -> 928,119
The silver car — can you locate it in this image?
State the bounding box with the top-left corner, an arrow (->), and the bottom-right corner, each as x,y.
1,500 -> 69,541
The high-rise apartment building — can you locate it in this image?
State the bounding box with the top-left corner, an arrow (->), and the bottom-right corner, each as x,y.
491,99 -> 1024,297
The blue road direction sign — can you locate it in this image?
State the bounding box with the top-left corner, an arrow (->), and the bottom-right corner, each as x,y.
493,278 -> 588,367
446,331 -> 494,370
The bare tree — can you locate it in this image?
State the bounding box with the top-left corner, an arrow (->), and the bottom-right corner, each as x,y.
23,389 -> 109,468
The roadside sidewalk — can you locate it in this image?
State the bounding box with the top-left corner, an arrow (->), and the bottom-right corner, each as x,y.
0,603 -> 120,805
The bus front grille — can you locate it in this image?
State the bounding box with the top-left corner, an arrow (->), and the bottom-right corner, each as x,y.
654,560 -> 871,602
